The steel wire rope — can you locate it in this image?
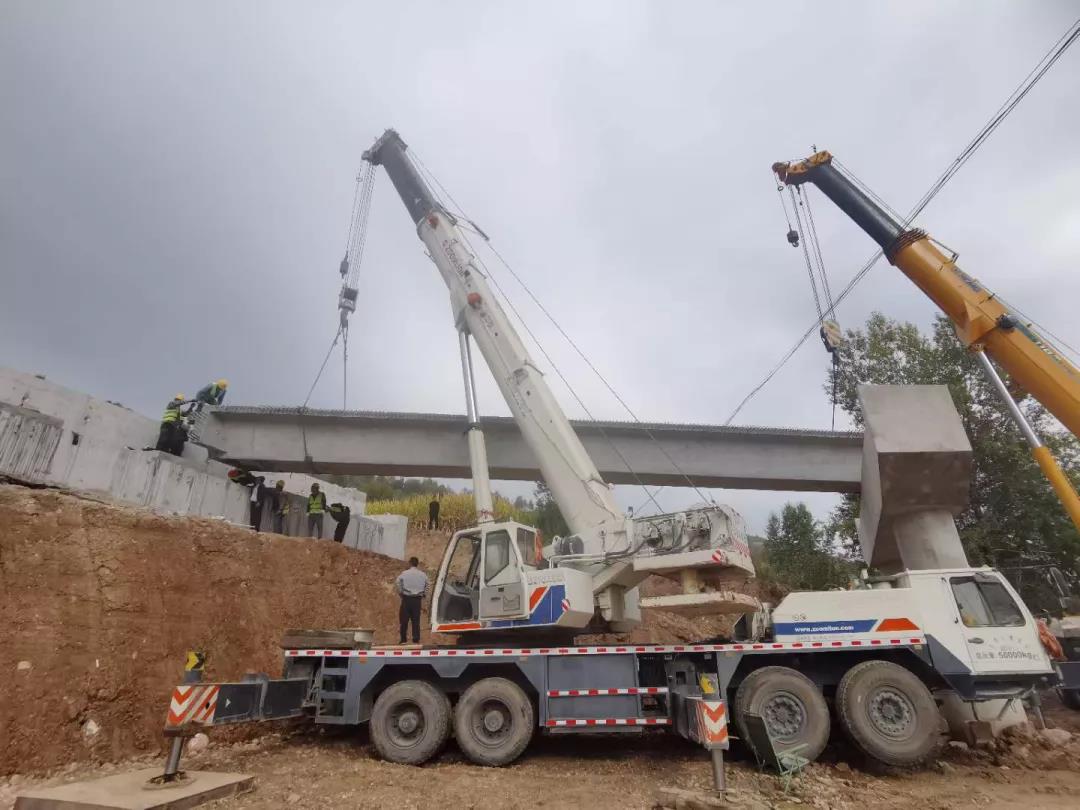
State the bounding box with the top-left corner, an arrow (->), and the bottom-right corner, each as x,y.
401,153 -> 637,516
726,17 -> 1080,425
408,150 -> 673,515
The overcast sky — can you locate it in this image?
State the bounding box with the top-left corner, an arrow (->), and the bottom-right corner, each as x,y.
2,1 -> 1078,533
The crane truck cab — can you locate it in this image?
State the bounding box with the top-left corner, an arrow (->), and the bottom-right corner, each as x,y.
432,521 -> 594,635
765,567 -> 1057,698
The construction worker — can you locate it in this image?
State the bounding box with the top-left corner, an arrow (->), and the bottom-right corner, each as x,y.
307,483 -> 327,538
328,502 -> 351,543
272,480 -> 290,535
395,557 -> 428,645
248,476 -> 270,532
428,495 -> 440,530
195,378 -> 229,407
155,394 -> 187,456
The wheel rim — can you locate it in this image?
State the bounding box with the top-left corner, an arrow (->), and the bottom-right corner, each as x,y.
866,686 -> 917,741
387,700 -> 425,749
471,698 -> 513,747
761,690 -> 807,740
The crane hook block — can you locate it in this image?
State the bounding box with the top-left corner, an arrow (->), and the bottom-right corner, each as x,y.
339,256 -> 349,278
786,229 -> 800,247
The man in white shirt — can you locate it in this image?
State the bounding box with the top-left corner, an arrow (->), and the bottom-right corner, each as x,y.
395,557 -> 429,644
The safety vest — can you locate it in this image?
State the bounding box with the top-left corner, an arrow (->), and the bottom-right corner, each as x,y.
307,494 -> 325,515
161,402 -> 182,424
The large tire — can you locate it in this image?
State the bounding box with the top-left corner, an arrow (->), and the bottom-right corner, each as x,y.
733,666 -> 831,763
454,677 -> 535,766
370,680 -> 451,765
836,660 -> 943,767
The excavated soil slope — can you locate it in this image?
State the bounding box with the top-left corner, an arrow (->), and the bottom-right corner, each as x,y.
0,488 -> 762,776
0,485 -> 424,775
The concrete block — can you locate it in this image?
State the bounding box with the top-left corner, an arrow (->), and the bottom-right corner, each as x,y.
858,385 -> 972,571
14,768 -> 253,809
0,402 -> 63,482
369,514 -> 408,559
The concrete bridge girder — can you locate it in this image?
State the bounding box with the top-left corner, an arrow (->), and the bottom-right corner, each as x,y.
193,408 -> 864,493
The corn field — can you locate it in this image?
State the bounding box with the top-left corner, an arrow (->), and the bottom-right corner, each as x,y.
366,492 -> 533,532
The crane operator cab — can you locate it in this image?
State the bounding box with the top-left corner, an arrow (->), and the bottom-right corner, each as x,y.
431,521 -> 594,635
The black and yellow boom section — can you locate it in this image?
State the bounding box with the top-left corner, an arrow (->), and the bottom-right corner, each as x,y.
774,150 -> 1080,530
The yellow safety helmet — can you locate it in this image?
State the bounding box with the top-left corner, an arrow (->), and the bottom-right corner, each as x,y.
174,393 -> 186,401
216,378 -> 229,389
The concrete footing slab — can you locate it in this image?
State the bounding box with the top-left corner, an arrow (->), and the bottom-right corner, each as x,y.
14,769 -> 254,810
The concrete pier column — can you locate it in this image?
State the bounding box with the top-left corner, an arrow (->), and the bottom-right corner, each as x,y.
889,509 -> 969,570
857,385 -> 972,572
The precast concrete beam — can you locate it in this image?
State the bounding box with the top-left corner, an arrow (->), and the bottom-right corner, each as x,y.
192,408 -> 863,493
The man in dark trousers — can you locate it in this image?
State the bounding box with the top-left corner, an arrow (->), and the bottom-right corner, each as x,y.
428,495 -> 440,530
272,480 -> 290,535
395,557 -> 428,645
307,483 -> 327,538
328,502 -> 351,543
155,394 -> 187,456
248,476 -> 270,531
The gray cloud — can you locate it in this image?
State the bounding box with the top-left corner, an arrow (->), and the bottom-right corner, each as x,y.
3,1 -> 1078,532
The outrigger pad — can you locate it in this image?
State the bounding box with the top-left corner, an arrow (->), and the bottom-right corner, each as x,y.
14,769 -> 254,810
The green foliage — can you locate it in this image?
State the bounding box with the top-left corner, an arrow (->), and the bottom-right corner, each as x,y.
324,475 -> 453,502
529,482 -> 570,538
759,503 -> 853,591
827,312 -> 1080,609
367,492 -> 531,531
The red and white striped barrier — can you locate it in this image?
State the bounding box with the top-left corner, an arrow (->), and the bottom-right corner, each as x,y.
545,717 -> 669,727
284,637 -> 925,659
547,687 -> 668,697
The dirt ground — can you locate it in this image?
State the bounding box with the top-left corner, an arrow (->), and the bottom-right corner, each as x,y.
3,704 -> 1080,810
4,485 -> 1080,808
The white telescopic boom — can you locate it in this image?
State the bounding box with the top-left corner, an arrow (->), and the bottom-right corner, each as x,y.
363,130 -> 625,543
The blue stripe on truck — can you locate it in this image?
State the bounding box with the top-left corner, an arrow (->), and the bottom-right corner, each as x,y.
773,619 -> 877,635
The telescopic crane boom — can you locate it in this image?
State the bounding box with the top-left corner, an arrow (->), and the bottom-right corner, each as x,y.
773,151 -> 1080,532
364,129 -> 757,637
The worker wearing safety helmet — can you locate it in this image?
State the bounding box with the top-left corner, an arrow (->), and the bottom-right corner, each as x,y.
195,378 -> 229,407
155,394 -> 188,456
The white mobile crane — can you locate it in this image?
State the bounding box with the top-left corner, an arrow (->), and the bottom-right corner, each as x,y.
361,129 -> 757,637
162,132 -> 1071,788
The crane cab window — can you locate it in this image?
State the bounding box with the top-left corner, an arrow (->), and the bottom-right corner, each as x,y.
484,530 -> 513,583
516,528 -> 536,569
951,575 -> 1024,627
437,533 -> 481,623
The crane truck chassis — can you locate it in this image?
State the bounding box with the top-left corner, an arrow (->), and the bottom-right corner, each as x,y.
162,566 -> 1073,783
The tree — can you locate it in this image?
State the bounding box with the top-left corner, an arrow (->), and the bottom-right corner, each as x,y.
531,481 -> 570,538
826,312 -> 1080,607
761,503 -> 851,591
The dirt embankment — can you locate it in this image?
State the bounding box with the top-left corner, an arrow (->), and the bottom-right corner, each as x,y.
0,489 -> 773,777
0,485 -> 423,775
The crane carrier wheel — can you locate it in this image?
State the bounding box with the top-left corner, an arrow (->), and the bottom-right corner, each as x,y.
733,666 -> 831,763
836,660 -> 944,767
453,677 -> 535,766
370,680 -> 452,765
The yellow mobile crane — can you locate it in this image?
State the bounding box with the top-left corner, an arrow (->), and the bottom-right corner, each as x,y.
773,151 -> 1080,533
